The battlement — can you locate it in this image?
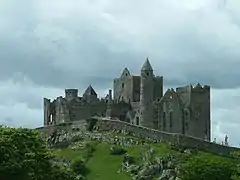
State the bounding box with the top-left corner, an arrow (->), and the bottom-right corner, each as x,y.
191,83 -> 210,93
176,84 -> 210,94
44,98 -> 51,104
176,85 -> 192,93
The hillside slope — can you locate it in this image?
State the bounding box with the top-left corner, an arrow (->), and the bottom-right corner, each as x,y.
50,131 -> 239,180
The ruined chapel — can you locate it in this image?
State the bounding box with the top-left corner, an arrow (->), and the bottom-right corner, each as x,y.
44,58 -> 211,140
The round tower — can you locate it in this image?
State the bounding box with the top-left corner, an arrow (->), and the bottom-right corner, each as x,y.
139,58 -> 155,128
106,89 -> 114,118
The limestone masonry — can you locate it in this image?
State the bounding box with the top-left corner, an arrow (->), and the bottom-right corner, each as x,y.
44,58 -> 211,141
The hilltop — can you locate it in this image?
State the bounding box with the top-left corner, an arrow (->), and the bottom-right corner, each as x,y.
43,118 -> 240,180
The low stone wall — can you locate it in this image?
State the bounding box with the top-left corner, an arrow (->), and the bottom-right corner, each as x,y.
95,118 -> 179,143
176,134 -> 239,156
37,117 -> 240,156
94,118 -> 240,156
36,120 -> 87,135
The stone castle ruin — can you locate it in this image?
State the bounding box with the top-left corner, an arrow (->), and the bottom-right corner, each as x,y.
44,58 -> 211,141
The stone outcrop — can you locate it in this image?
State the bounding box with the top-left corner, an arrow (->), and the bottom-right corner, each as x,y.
37,118 -> 240,157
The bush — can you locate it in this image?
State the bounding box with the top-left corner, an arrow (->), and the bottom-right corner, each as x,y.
123,154 -> 135,164
50,165 -> 77,180
84,142 -> 96,158
86,118 -> 98,132
70,158 -> 87,175
230,151 -> 240,159
179,156 -> 236,180
168,142 -> 185,152
110,146 -> 127,155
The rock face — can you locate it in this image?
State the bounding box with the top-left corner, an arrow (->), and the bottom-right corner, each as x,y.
121,146 -> 182,180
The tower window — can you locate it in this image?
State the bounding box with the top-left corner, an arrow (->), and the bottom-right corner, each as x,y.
136,117 -> 139,125
163,112 -> 166,131
146,72 -> 149,76
122,83 -> 124,88
126,73 -> 128,76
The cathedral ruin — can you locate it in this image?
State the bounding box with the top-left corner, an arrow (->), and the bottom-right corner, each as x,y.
44,58 -> 211,141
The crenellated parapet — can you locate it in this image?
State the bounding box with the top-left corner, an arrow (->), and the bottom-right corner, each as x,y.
191,83 -> 210,93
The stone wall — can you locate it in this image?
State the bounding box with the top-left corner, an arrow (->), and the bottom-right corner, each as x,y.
94,118 -> 240,156
36,120 -> 87,135
37,117 -> 240,156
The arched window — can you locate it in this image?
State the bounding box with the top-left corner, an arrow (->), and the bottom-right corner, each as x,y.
185,122 -> 189,130
50,114 -> 53,125
136,117 -> 139,125
169,111 -> 173,128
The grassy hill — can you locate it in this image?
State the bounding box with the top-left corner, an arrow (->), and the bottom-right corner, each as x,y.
1,125 -> 240,180
51,131 -> 239,180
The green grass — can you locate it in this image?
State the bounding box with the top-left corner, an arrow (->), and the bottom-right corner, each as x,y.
86,142 -> 130,180
53,133 -> 239,180
53,140 -> 180,180
54,148 -> 83,159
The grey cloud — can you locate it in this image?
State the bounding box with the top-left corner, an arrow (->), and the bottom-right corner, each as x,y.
1,0 -> 240,90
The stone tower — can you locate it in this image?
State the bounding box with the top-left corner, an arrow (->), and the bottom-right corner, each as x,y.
65,89 -> 78,101
139,58 -> 155,128
106,89 -> 114,117
176,84 -> 211,141
189,84 -> 211,141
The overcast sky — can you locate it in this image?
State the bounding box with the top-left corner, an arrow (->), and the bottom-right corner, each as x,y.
1,0 -> 240,146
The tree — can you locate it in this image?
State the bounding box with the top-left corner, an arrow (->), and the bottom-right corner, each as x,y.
0,126 -> 75,180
